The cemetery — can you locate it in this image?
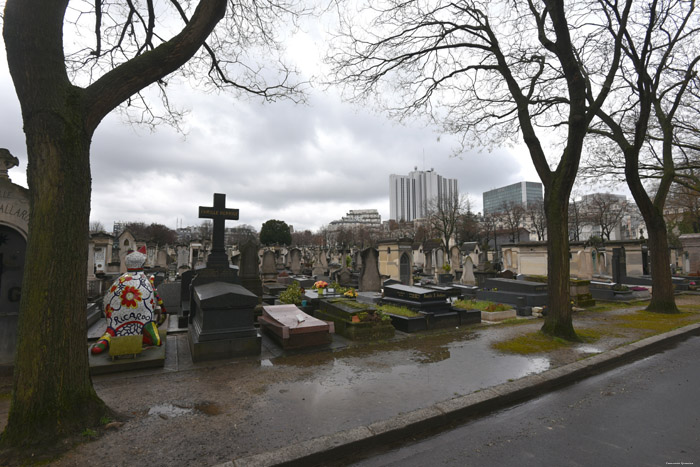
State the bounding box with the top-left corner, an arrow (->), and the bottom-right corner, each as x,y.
2,179 -> 700,467
4,184 -> 696,376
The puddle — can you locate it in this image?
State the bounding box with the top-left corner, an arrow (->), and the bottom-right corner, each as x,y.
259,336 -> 552,432
147,404 -> 193,418
577,345 -> 602,354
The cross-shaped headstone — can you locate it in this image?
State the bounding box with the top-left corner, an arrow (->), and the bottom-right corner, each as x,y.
199,193 -> 239,269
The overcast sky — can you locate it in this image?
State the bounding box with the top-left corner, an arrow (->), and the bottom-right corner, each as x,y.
0,10 -> 542,234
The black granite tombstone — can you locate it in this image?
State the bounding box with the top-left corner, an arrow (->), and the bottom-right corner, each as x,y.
188,282 -> 260,361
476,278 -> 549,307
612,248 -> 626,284
188,194 -> 260,360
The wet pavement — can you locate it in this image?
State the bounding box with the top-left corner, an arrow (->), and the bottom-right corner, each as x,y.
1,293 -> 699,466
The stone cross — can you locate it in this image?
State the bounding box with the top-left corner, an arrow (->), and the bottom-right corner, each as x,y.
199,193 -> 239,269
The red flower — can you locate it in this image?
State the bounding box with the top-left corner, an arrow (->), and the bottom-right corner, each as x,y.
120,286 -> 142,309
105,304 -> 113,318
110,285 -> 117,293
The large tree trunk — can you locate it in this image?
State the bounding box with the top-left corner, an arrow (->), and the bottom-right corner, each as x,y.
541,183 -> 578,340
2,107 -> 110,447
2,0 -> 227,449
641,209 -> 679,314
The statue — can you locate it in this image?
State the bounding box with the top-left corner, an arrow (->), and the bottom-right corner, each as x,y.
91,246 -> 165,355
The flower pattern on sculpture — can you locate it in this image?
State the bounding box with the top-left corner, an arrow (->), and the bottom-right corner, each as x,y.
120,285 -> 142,309
119,275 -> 133,284
105,304 -> 114,318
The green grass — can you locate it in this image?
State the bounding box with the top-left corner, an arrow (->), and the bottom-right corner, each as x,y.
586,301 -> 649,313
81,428 -> 98,440
329,299 -> 369,310
454,299 -> 512,312
377,304 -> 421,317
614,309 -> 700,333
492,328 -> 602,355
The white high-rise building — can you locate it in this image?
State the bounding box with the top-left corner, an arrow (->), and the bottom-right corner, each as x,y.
389,168 -> 459,222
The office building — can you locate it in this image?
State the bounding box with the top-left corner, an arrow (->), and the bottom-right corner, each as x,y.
389,168 -> 459,222
482,181 -> 543,215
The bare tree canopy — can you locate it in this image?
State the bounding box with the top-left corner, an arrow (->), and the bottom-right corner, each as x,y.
2,0 -> 308,450
584,0 -> 700,313
329,0 -> 628,340
426,192 -> 469,257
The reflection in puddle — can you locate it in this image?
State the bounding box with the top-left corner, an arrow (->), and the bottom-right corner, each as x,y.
577,345 -> 602,354
261,336 -> 553,427
148,404 -> 193,417
260,359 -> 274,367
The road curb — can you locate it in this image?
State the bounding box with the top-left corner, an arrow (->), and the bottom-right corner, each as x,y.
224,322 -> 700,467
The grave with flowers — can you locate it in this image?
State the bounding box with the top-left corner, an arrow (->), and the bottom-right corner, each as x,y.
305,281 -> 394,340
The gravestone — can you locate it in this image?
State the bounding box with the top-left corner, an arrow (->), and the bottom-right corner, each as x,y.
188,194 -> 260,361
0,149 -> 28,372
178,269 -> 196,327
612,247 -> 626,284
460,256 -> 476,285
239,240 -> 262,297
261,250 -> 277,282
359,247 -> 381,292
335,267 -> 355,288
189,282 -> 259,361
319,249 -> 329,271
312,249 -> 326,277
289,248 -> 302,275
353,250 -> 361,272
424,250 -> 434,275
476,278 -> 548,308
450,246 -> 461,273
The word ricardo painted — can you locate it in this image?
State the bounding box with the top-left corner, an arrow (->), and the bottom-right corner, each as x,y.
112,311 -> 150,326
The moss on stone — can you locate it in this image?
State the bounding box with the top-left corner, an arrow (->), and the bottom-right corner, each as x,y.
377,304 -> 420,317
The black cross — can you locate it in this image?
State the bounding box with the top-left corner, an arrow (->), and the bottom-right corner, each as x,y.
199,193 -> 239,269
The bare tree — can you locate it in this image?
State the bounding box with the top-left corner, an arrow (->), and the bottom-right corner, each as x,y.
481,212 -> 501,256
587,0 -> 700,313
568,196 -> 585,242
664,181 -> 700,234
526,200 -> 547,241
581,194 -> 628,241
2,0 -> 307,449
88,220 -> 105,234
497,201 -> 527,243
329,0 -> 627,339
426,193 -> 466,264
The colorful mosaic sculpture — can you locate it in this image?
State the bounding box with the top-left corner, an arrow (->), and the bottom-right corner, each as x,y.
91,246 -> 162,355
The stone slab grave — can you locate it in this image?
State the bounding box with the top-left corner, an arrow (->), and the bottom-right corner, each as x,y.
188,194 -> 261,361
589,280 -> 634,301
263,282 -> 288,297
88,319 -> 169,375
258,304 -> 334,350
189,281 -> 260,361
382,284 -> 480,331
314,298 -> 395,341
450,283 -> 479,299
609,246 -> 690,291
476,277 -> 549,313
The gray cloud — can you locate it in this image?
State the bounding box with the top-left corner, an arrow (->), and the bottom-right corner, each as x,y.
1,35 -> 540,234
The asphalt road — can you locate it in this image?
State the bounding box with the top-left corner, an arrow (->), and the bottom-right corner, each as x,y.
351,336 -> 700,467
